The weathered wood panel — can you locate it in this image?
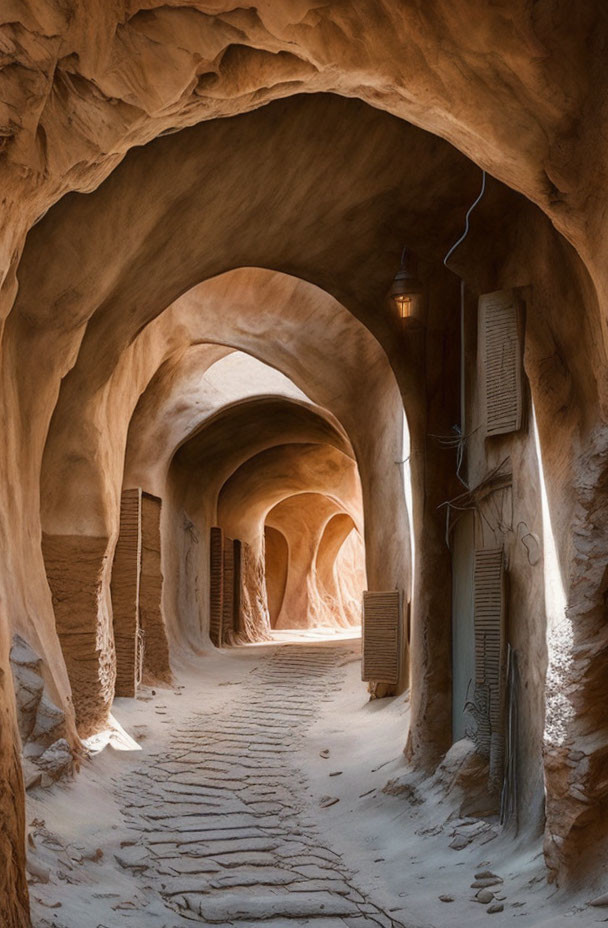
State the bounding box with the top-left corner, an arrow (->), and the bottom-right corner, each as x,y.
140,492 -> 171,684
209,526 -> 224,647
222,536 -> 235,645
473,547 -> 506,790
111,488 -> 142,697
361,590 -> 401,685
479,289 -> 522,437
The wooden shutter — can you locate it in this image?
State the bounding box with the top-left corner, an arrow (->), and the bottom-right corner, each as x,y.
140,492 -> 171,684
209,527 -> 224,646
221,537 -> 235,644
361,590 -> 401,684
111,488 -> 142,697
479,290 -> 522,437
473,548 -> 506,789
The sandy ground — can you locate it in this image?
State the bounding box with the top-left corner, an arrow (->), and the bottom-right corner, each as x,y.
26,629 -> 608,927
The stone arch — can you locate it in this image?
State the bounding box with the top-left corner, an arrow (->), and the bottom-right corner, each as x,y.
214,442 -> 363,636
164,394 -> 361,652
1,11 -> 608,917
38,264 -> 410,727
13,98 -> 598,811
315,512 -> 365,628
54,350 -> 358,727
123,348 -> 349,498
15,97 -> 597,797
265,496 -> 365,631
3,4 -> 602,267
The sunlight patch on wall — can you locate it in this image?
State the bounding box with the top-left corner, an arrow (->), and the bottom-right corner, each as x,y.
532,405 -> 573,749
401,409 -> 415,582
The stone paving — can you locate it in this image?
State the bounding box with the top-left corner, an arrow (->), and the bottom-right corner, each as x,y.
117,644 -> 412,927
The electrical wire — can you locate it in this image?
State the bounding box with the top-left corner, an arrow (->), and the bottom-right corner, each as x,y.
437,455 -> 511,547
429,424 -> 481,490
436,169 -> 487,490
443,170 -> 487,268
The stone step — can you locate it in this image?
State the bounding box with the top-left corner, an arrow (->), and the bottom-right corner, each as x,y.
173,890 -> 361,921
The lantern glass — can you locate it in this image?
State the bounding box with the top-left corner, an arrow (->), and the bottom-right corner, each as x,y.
394,293 -> 413,319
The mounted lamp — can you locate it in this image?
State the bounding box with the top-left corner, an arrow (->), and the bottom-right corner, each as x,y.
390,248 -> 424,320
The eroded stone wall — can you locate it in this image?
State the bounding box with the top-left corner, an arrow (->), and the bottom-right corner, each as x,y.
0,634 -> 30,927
41,534 -> 114,737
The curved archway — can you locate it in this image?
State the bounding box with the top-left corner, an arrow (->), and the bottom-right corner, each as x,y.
315,512 -> 366,628
19,101 -> 599,824
20,100 -> 595,814
265,495 -> 365,631
39,265 -> 410,727
166,396 -> 361,652
214,442 -> 362,636
3,6 -> 600,263
123,348 -> 349,496
0,29 -> 605,904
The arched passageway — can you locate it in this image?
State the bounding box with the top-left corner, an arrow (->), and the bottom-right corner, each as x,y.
2,6 -> 608,925
263,492 -> 365,631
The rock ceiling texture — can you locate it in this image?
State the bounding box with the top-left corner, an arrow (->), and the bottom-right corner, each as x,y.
2,2 -> 608,925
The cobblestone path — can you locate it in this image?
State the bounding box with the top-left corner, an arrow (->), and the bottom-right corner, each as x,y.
118,644 -> 411,927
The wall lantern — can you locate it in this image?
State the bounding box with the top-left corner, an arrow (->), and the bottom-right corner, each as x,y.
390,248 -> 424,320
